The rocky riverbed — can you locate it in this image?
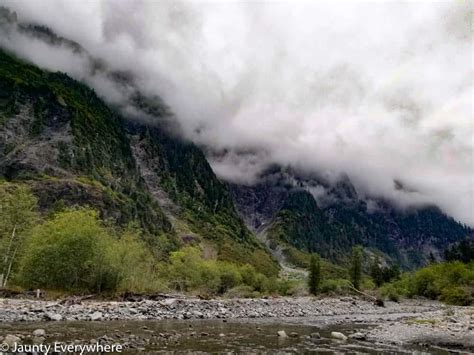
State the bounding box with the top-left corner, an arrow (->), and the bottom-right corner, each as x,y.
0,297 -> 472,353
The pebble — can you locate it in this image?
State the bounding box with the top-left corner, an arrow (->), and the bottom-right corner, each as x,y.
277,330 -> 288,338
90,311 -> 103,321
33,329 -> 46,337
331,331 -> 348,341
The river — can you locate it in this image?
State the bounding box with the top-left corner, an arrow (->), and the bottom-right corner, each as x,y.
0,318 -> 461,354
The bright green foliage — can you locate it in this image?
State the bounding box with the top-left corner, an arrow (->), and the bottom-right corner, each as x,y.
18,208 -> 166,293
381,261 -> 474,305
308,253 -> 321,295
109,227 -> 163,293
19,209 -> 118,292
163,246 -> 280,295
0,183 -> 39,286
350,245 -> 363,290
319,278 -> 352,295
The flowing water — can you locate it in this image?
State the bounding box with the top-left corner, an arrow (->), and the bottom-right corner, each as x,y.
0,319 -> 460,354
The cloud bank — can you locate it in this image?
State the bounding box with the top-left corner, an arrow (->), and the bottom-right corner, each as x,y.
1,0 -> 473,226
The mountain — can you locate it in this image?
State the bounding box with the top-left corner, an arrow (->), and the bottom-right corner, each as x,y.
0,6 -> 470,274
230,168 -> 472,269
0,48 -> 279,276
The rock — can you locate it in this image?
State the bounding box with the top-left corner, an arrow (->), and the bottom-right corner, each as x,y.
4,334 -> 21,347
33,336 -> 45,344
277,330 -> 288,338
45,313 -> 62,321
33,329 -> 46,337
90,311 -> 103,321
349,332 -> 366,340
219,333 -> 225,337
331,331 -> 348,341
200,332 -> 209,337
310,332 -> 321,339
193,311 -> 204,318
289,332 -> 298,337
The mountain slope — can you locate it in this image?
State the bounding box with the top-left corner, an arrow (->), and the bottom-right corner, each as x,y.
230,168 -> 472,269
0,48 -> 278,275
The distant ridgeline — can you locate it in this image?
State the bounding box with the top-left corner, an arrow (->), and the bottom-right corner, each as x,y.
230,169 -> 473,269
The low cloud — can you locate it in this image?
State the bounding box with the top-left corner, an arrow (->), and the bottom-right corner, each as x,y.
1,1 -> 472,225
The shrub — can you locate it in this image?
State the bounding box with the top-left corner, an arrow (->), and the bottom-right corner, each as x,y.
382,261 -> 474,306
440,287 -> 472,306
219,263 -> 242,293
320,278 -> 351,295
110,228 -> 164,293
19,208 -> 117,292
380,284 -> 400,302
224,285 -> 257,298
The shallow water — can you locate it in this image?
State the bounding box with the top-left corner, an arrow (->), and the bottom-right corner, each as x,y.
0,319 -> 459,354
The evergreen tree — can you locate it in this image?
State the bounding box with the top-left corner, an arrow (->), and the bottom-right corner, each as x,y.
350,245 -> 363,290
369,256 -> 383,287
308,253 -> 321,295
428,252 -> 436,264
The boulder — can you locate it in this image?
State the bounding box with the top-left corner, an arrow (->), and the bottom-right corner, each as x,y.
277,330 -> 288,338
45,313 -> 62,321
331,331 -> 348,341
349,332 -> 366,340
90,311 -> 103,321
33,329 -> 46,337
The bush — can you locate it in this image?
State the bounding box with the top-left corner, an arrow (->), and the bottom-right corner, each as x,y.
320,278 -> 351,295
382,261 -> 474,306
224,285 -> 258,298
19,209 -> 117,292
164,246 -> 274,295
440,287 -> 472,306
110,228 -> 164,293
380,284 -> 401,302
219,263 -> 242,293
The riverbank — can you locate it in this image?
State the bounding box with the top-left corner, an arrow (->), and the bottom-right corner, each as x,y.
0,296 -> 442,322
0,297 -> 472,352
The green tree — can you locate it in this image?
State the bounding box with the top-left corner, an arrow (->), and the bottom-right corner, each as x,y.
0,184 -> 39,287
308,253 -> 321,295
370,256 -> 383,287
110,226 -> 161,293
19,208 -> 117,292
350,245 -> 363,290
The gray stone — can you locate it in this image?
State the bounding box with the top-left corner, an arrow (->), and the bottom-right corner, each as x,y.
331,331 -> 348,341
45,313 -> 62,321
33,336 -> 45,344
277,330 -> 288,338
4,334 -> 21,347
349,332 -> 366,340
90,311 -> 103,321
33,329 -> 46,337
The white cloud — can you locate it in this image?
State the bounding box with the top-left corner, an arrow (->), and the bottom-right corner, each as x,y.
2,0 -> 473,225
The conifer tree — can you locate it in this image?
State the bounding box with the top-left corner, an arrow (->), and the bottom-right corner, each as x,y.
350,246 -> 363,290
308,253 -> 321,295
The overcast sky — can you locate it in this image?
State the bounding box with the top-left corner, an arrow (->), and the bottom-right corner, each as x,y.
1,0 -> 473,226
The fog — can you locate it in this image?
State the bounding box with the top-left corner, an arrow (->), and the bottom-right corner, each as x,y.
1,0 -> 472,226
